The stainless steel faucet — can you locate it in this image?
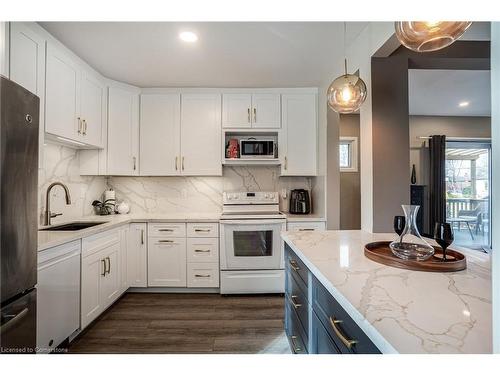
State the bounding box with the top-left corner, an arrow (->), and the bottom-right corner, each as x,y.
44,182 -> 72,226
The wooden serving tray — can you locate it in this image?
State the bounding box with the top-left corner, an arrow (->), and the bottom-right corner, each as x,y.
364,241 -> 466,272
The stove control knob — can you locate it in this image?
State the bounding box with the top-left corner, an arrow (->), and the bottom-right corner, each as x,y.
264,193 -> 270,199
269,193 -> 275,199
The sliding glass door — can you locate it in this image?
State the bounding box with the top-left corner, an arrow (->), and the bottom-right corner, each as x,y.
445,141 -> 491,251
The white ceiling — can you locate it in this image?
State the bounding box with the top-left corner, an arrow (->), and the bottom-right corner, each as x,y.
39,22 -> 371,88
408,69 -> 491,117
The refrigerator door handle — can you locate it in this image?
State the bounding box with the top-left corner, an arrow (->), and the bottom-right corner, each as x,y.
0,308 -> 28,335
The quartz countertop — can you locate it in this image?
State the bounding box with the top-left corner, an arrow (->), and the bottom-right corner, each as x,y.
281,230 -> 492,354
38,213 -> 221,251
283,213 -> 326,222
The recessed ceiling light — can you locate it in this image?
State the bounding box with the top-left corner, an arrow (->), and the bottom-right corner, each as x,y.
179,31 -> 198,43
459,101 -> 470,107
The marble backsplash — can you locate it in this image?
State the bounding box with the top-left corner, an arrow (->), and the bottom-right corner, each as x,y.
39,144 -> 314,223
108,167 -> 313,214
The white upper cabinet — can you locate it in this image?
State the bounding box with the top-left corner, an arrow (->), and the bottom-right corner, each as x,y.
222,94 -> 252,128
9,22 -> 46,167
107,85 -> 140,176
180,94 -> 222,176
281,93 -> 317,176
45,42 -> 104,148
140,93 -> 181,175
80,71 -> 105,147
251,94 -> 281,128
45,44 -> 80,141
222,93 -> 280,129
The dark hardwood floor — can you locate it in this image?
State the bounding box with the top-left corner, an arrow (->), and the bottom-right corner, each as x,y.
69,293 -> 291,354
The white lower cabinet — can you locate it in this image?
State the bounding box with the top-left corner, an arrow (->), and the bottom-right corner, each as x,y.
81,228 -> 123,329
286,221 -> 326,232
187,263 -> 219,288
127,223 -> 147,287
37,240 -> 81,352
148,236 -> 187,287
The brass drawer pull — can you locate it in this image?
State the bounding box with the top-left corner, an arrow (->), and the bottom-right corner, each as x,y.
158,229 -> 174,232
329,316 -> 358,349
289,295 -> 302,309
194,229 -> 211,232
158,240 -> 174,244
290,335 -> 302,353
289,259 -> 300,271
298,228 -> 315,231
195,274 -> 211,278
194,249 -> 210,253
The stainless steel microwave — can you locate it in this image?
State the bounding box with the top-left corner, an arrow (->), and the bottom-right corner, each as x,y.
239,138 -> 276,159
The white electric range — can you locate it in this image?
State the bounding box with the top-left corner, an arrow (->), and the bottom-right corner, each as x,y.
219,191 -> 286,294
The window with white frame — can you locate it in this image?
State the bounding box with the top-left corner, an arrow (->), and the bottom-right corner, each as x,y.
339,136 -> 358,172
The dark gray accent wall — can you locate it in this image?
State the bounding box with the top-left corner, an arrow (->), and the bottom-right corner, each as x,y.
326,106 -> 341,230
371,57 -> 410,232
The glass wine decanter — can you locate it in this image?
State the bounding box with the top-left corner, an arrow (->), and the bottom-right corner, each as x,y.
389,205 -> 434,261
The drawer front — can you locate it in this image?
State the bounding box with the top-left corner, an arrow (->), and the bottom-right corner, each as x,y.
287,221 -> 326,232
187,237 -> 219,263
82,228 -> 120,258
187,222 -> 219,238
312,311 -> 341,354
187,262 -> 219,288
285,244 -> 308,290
312,276 -> 380,354
285,270 -> 308,333
285,298 -> 308,354
148,223 -> 186,238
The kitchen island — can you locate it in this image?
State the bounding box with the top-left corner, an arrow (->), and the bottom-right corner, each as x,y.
281,230 -> 492,354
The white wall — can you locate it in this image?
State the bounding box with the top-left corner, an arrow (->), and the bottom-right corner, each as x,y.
345,22 -> 394,232
0,22 -> 9,77
491,22 -> 500,354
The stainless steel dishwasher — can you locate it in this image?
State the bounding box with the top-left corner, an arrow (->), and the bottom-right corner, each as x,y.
37,240 -> 81,353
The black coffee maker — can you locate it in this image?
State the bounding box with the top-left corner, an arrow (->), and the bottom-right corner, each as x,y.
289,189 -> 311,214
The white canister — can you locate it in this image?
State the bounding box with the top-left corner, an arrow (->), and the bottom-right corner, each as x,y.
116,201 -> 130,215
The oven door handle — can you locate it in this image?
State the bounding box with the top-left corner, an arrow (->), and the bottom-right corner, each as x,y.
220,219 -> 286,225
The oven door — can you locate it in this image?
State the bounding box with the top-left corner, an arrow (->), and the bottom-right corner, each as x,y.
220,219 -> 285,270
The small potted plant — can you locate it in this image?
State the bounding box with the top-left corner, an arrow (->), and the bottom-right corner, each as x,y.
92,199 -> 115,215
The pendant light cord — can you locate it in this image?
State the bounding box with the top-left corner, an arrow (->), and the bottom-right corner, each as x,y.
343,22 -> 347,75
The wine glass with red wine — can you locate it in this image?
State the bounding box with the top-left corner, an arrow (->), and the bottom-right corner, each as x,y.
393,216 -> 406,236
434,222 -> 454,261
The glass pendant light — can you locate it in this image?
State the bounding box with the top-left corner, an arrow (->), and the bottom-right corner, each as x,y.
327,23 -> 367,114
395,21 -> 472,53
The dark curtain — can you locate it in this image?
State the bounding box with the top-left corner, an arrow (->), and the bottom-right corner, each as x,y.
429,135 -> 447,230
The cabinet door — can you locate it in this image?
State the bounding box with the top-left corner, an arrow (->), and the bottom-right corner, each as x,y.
9,22 -> 46,168
251,94 -> 281,128
100,243 -> 121,309
222,93 -> 251,128
281,93 -> 317,176
148,237 -> 186,287
140,94 -> 181,175
127,223 -> 147,287
81,251 -> 105,329
107,86 -> 139,175
80,71 -> 104,147
45,44 -> 80,141
180,94 -> 222,176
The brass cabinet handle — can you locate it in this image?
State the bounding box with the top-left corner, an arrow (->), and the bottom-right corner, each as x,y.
83,119 -> 87,135
158,240 -> 174,244
253,107 -> 257,123
77,117 -> 82,134
101,259 -> 106,276
194,229 -> 211,232
329,316 -> 358,349
284,156 -> 288,170
141,229 -> 144,245
106,257 -> 111,274
181,156 -> 185,171
194,249 -> 210,253
247,108 -> 250,123
298,228 -> 315,231
194,274 -> 211,278
158,228 -> 174,232
289,259 -> 300,271
175,156 -> 178,171
290,335 -> 302,353
289,295 -> 302,309
133,156 -> 137,171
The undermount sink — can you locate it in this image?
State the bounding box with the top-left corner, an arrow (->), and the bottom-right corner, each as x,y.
39,221 -> 107,231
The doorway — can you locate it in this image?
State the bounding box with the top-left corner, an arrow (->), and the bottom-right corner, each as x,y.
446,140 -> 491,251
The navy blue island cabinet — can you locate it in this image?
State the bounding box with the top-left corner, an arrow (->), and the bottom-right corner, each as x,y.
284,244 -> 381,354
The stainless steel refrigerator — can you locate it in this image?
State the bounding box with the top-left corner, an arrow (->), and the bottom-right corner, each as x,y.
0,76 -> 39,353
